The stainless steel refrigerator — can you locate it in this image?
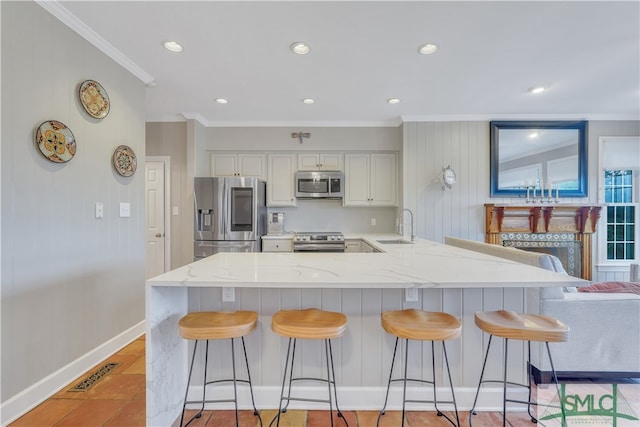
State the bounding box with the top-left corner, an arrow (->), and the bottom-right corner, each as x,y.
194,177 -> 266,259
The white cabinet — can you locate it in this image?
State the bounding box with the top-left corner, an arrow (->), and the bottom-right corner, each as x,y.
297,153 -> 343,171
262,236 -> 293,252
345,239 -> 381,253
344,153 -> 397,206
344,239 -> 362,253
267,154 -> 297,207
210,153 -> 265,178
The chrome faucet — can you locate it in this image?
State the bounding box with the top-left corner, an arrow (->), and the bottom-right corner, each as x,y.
400,208 -> 415,241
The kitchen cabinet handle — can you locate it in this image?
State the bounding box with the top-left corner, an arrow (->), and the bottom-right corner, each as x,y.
155,233 -> 164,238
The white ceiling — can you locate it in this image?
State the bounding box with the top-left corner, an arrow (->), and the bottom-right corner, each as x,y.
50,1 -> 640,126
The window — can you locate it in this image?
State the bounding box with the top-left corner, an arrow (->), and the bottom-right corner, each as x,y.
598,137 -> 639,270
604,170 -> 635,260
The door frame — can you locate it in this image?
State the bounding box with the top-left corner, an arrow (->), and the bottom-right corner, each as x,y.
146,156 -> 172,273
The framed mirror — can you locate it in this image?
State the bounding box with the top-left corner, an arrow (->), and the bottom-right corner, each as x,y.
490,120 -> 588,198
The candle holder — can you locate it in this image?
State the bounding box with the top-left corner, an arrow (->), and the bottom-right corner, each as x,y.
523,186 -> 561,204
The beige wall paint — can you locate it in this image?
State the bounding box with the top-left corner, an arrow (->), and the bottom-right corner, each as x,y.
1,1 -> 146,404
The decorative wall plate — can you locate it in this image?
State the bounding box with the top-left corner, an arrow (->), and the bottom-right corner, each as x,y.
79,80 -> 110,119
35,120 -> 77,163
112,145 -> 137,177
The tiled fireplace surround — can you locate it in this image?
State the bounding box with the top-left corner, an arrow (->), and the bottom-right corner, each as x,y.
485,204 -> 602,280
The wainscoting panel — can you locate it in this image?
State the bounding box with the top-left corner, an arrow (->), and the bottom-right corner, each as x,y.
182,287 -> 531,396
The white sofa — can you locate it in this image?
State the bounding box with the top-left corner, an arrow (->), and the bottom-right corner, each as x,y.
445,236 -> 640,383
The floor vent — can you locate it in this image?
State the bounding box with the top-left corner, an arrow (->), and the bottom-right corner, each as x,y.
69,362 -> 120,392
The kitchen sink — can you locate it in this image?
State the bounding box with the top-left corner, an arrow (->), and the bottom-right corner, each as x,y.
376,239 -> 414,244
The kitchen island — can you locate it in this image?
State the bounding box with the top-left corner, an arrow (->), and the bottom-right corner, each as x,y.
146,236 -> 583,426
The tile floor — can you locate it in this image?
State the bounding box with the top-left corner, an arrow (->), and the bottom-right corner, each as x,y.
9,335 -> 541,426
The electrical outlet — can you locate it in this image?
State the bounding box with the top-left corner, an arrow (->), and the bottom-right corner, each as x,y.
95,202 -> 104,218
405,287 -> 418,302
222,287 -> 235,302
371,218 -> 377,226
119,202 -> 130,218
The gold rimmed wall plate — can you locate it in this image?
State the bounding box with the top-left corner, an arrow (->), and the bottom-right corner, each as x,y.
35,120 -> 77,163
112,145 -> 137,177
79,80 -> 110,119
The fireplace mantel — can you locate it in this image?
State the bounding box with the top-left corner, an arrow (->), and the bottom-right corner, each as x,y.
485,204 -> 602,280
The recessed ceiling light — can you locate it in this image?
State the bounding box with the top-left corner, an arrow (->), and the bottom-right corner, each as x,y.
215,98 -> 228,104
163,41 -> 183,53
290,42 -> 311,55
387,98 -> 401,104
302,98 -> 315,104
417,43 -> 438,55
529,86 -> 546,94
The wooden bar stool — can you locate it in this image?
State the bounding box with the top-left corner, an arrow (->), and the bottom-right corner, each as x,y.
377,309 -> 461,427
270,308 -> 348,427
178,311 -> 262,427
469,310 -> 569,427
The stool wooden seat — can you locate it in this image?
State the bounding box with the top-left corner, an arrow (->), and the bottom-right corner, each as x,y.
469,310 -> 570,427
272,308 -> 347,339
271,308 -> 348,427
474,310 -> 569,343
382,309 -> 461,341
378,309 -> 461,427
179,311 -> 258,340
178,311 -> 261,427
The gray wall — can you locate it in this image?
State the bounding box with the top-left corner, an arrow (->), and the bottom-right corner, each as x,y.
148,120 -> 639,279
146,123 -> 403,263
1,1 -> 146,402
146,122 -> 189,269
401,120 -> 640,282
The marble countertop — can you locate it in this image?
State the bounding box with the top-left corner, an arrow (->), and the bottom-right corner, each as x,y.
147,234 -> 585,289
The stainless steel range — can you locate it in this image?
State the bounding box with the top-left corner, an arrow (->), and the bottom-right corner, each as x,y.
293,232 -> 345,252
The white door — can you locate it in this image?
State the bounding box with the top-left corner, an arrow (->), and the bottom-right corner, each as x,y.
145,161 -> 166,278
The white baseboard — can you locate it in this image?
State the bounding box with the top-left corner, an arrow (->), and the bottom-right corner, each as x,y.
1,320 -> 146,426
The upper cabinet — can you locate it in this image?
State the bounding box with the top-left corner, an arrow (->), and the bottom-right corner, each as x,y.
267,154 -> 297,207
344,153 -> 397,207
297,153 -> 343,171
210,153 -> 265,179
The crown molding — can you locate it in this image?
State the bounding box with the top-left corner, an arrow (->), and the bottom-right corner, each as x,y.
401,113 -> 640,122
35,0 -> 154,85
178,113 -> 402,128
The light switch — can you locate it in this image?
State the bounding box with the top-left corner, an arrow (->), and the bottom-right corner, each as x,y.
119,203 -> 131,218
95,202 -> 104,218
172,206 -> 179,215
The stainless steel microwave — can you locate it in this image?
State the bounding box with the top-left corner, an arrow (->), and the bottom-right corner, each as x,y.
295,171 -> 344,199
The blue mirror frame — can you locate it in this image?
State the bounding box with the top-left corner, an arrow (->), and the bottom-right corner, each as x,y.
490,120 -> 588,198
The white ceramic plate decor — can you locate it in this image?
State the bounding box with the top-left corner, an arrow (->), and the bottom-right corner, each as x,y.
79,80 -> 110,119
35,120 -> 77,163
112,145 -> 137,177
